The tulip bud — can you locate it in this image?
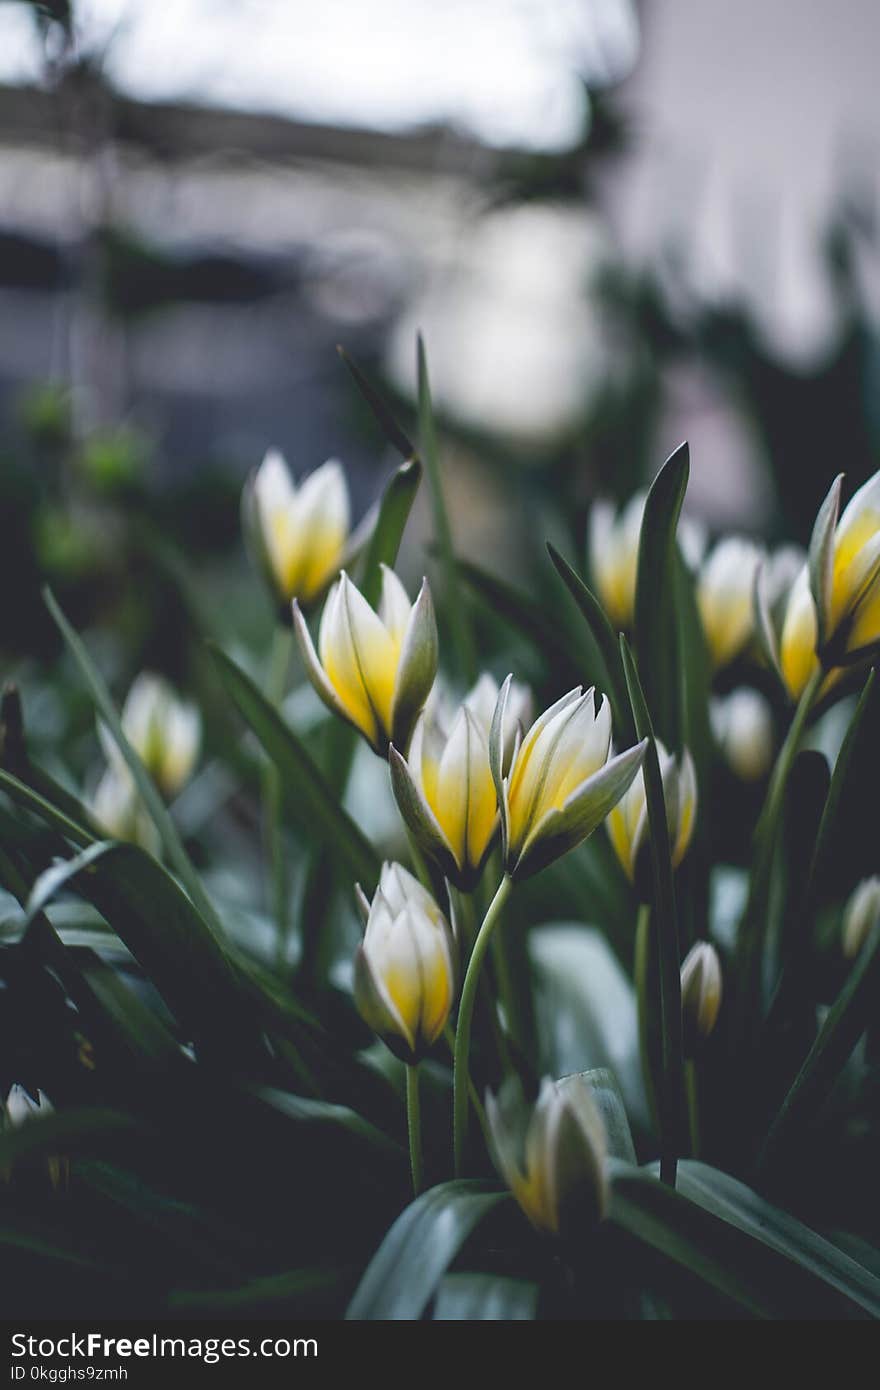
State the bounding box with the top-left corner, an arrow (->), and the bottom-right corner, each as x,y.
680,942 -> 722,1056
490,679 -> 647,882
589,493 -> 705,632
486,1075 -> 608,1236
353,863 -> 457,1063
91,765 -> 161,855
710,687 -> 774,781
606,739 -> 697,890
242,450 -> 351,609
462,672 -> 531,776
100,672 -> 200,799
293,567 -> 438,756
697,536 -> 764,669
3,1086 -> 66,1189
842,877 -> 880,960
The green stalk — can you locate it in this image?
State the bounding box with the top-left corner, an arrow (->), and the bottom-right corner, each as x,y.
685,1060 -> 701,1159
406,1063 -> 423,1196
263,625 -> 293,961
453,874 -> 513,1175
634,903 -> 659,1129
735,665 -> 823,1034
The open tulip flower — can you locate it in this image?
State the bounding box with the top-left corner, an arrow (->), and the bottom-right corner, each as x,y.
293,566 -> 438,756
242,449 -> 352,609
486,1075 -> 608,1236
776,470 -> 880,699
353,863 -> 457,1064
490,678 -> 648,881
697,536 -> 764,670
607,739 -> 697,887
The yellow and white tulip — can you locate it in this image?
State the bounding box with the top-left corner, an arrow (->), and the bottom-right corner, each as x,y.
91,764 -> 161,855
697,536 -> 764,669
710,687 -> 774,781
486,1075 -> 608,1236
777,469 -> 880,699
293,567 -> 438,755
353,863 -> 457,1063
589,492 -> 705,631
242,449 -> 351,608
842,877 -> 880,960
101,672 -> 200,800
491,679 -> 647,881
607,739 -> 696,887
680,942 -> 722,1056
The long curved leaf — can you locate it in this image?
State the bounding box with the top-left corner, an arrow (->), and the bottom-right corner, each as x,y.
546,542 -> 634,743
208,644 -> 380,887
433,1273 -> 538,1320
358,457 -> 422,608
347,1180 -> 508,1319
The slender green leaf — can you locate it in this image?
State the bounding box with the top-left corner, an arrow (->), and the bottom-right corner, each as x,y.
634,442 -> 689,747
417,335 -> 477,683
457,558 -> 583,685
808,473 -> 843,652
359,457 -> 422,608
758,917 -> 880,1176
43,587 -> 223,938
337,346 -> 415,461
570,1068 -> 637,1164
347,1180 -> 508,1319
433,1273 -> 538,1320
0,767 -> 94,848
0,1107 -> 142,1172
208,644 -> 380,887
546,542 -> 634,742
673,1161 -> 880,1318
621,636 -> 684,1185
608,1161 -> 869,1318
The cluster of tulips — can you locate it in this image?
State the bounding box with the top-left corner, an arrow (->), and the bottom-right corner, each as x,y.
66,430 -> 880,1239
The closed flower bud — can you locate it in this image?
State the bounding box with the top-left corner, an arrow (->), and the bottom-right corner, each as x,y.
680,942 -> 722,1056
589,493 -> 705,631
711,687 -> 774,781
242,450 -> 350,608
353,863 -> 457,1063
293,567 -> 438,756
842,877 -> 880,960
490,679 -> 647,881
101,672 -> 200,798
486,1075 -> 608,1236
91,765 -> 161,855
697,536 -> 764,669
606,740 -> 697,889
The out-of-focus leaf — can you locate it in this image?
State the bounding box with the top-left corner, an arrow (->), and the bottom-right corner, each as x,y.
0,1108 -> 142,1172
358,457 -> 422,608
337,346 -> 415,461
674,549 -> 712,789
170,1267 -> 349,1314
457,559 -> 583,685
433,1272 -> 538,1320
807,668 -> 876,899
418,335 -> 477,683
208,644 -> 380,887
44,587 -> 223,938
529,925 -> 647,1133
347,1180 -> 508,1319
621,637 -> 685,1184
634,442 -> 689,747
0,767 -> 93,848
672,1161 -> 880,1318
546,542 -> 634,743
569,1068 -> 637,1163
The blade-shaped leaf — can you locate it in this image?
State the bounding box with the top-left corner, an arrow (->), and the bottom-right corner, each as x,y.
208,644 -> 380,887
347,1180 -> 508,1319
457,558 -> 585,686
808,473 -> 843,652
358,457 -> 422,608
621,636 -> 685,1185
807,668 -> 876,899
337,346 -> 415,461
433,1272 -> 538,1320
634,442 -> 689,747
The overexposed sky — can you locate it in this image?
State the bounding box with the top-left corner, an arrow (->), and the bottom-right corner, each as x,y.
0,0 -> 639,149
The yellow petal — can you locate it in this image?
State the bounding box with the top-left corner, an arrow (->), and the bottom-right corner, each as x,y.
779,567 -> 820,700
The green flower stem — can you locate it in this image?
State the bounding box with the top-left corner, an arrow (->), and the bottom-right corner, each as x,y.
735,665 -> 823,1036
406,1063 -> 423,1196
634,903 -> 659,1130
443,1024 -> 490,1151
263,625 -> 293,961
685,1060 -> 701,1159
453,873 -> 513,1176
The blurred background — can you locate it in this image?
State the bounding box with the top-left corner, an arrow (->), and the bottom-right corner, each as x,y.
2,0 -> 880,759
